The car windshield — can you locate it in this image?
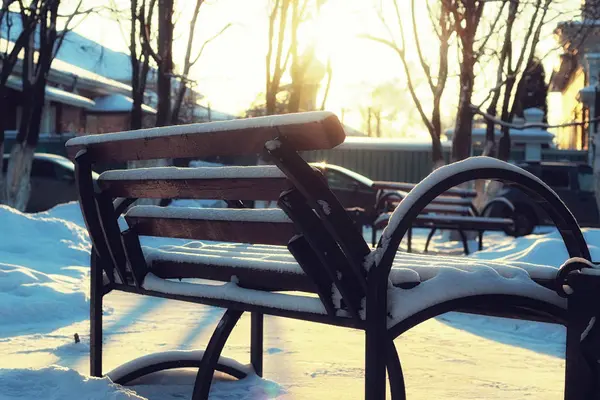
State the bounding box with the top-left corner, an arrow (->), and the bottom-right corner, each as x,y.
578,170 -> 594,193
311,163 -> 374,187
3,154 -> 100,180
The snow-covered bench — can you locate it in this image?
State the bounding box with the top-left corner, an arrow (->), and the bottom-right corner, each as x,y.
371,186 -> 515,253
66,112 -> 600,400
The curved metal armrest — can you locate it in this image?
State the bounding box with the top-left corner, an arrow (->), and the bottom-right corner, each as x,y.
366,156 -> 589,290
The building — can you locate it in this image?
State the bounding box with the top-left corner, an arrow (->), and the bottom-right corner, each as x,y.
1,13 -> 234,154
550,0 -> 600,151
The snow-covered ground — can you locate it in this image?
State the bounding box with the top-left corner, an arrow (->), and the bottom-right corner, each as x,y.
1,202 -> 597,399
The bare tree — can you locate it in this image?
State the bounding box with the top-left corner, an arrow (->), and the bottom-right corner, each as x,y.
497,0 -> 550,161
366,0 -> 453,169
266,0 -> 291,115
170,0 -> 231,124
319,56 -> 332,110
447,0 -> 486,162
4,0 -> 86,210
0,2 -> 40,201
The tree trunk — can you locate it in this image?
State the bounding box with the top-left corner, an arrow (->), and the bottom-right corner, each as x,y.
497,77 -> 516,161
156,0 -> 174,126
430,100 -> 445,169
452,76 -> 474,162
4,142 -> 34,210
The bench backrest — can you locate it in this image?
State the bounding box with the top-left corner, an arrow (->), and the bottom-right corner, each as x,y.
66,111 -> 345,163
67,112 -> 370,321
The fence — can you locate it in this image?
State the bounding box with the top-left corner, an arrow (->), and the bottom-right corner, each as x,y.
303,143 -> 587,183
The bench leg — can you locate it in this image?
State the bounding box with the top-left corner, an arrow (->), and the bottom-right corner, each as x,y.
192,309 -> 243,400
251,312 -> 263,377
424,228 -> 437,253
90,252 -> 103,377
366,281 -> 388,400
386,339 -> 406,400
564,275 -> 600,400
371,224 -> 377,247
458,230 -> 469,255
478,231 -> 483,251
407,227 -> 412,253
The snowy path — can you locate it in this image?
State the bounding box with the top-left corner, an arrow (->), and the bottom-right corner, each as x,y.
0,289 -> 566,399
0,203 -> 586,399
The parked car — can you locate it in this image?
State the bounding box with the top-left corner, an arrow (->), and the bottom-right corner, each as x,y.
489,161 -> 600,236
311,163 -> 379,211
2,153 -> 99,212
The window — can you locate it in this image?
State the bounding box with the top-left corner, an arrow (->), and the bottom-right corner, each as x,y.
31,160 -> 58,178
540,169 -> 570,189
325,170 -> 360,191
578,170 -> 594,193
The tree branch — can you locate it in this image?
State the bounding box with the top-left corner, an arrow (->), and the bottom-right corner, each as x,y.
190,22 -> 232,66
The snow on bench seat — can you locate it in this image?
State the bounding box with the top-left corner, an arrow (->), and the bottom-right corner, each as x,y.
99,165 -> 286,181
138,241 -> 565,323
126,206 -> 292,223
142,273 -> 328,315
140,241 -> 560,295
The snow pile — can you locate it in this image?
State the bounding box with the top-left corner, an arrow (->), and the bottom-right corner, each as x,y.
0,203 -> 91,330
472,228 -> 600,267
0,366 -> 145,400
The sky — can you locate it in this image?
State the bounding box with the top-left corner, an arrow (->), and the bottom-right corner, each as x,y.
70,0 -> 581,138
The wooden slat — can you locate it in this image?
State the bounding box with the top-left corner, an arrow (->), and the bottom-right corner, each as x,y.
126,216 -> 296,245
149,259 -> 316,292
99,177 -> 292,200
66,112 -> 345,163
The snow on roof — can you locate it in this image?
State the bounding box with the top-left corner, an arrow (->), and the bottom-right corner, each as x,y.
90,94 -> 156,114
54,30 -> 135,83
5,75 -> 95,109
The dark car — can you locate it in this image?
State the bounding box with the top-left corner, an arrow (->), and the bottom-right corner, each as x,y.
490,161 -> 599,236
2,153 -> 99,212
312,163 -> 379,212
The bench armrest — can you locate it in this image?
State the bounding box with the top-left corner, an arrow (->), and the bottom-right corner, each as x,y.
367,157 -> 589,285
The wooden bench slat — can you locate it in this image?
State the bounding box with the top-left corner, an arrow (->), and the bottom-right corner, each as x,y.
66,111 -> 345,162
149,259 -> 316,292
99,166 -> 291,200
125,207 -> 296,245
100,177 -> 291,200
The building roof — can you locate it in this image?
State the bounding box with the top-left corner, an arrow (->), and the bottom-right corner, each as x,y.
89,94 -> 157,114
5,76 -> 95,109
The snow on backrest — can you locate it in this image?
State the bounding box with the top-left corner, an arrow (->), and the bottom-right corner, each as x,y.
65,111 -> 345,163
